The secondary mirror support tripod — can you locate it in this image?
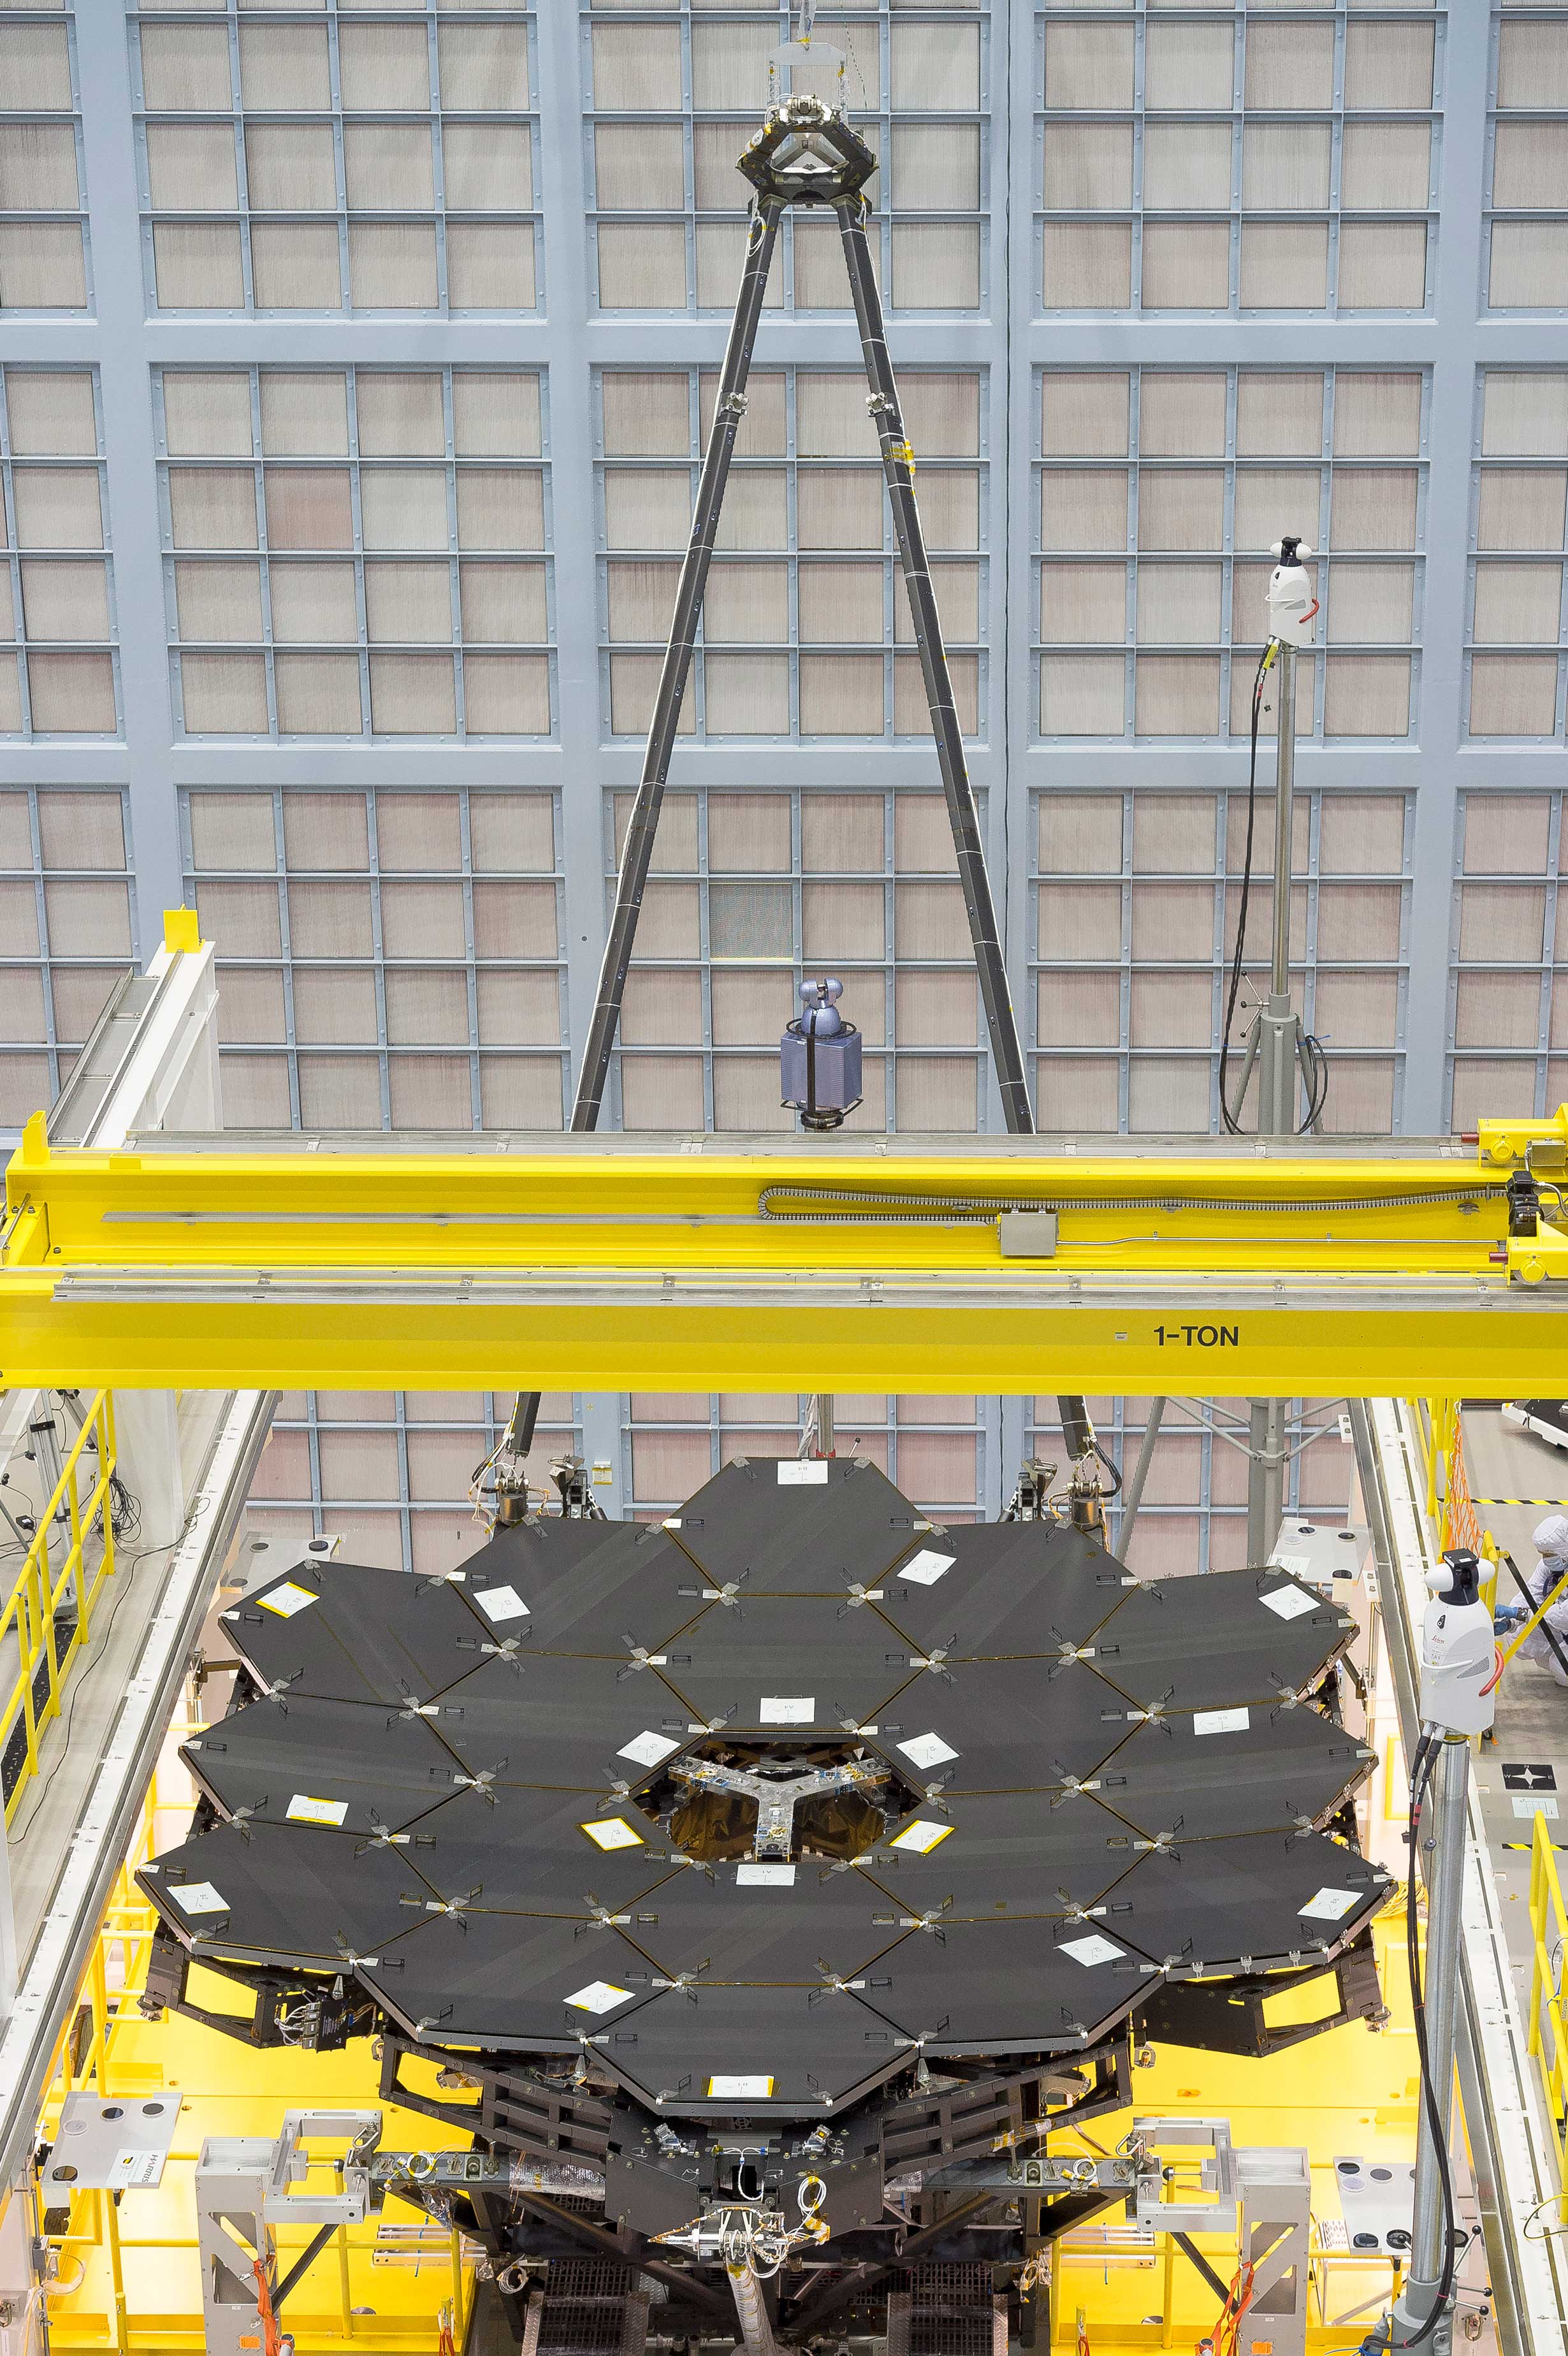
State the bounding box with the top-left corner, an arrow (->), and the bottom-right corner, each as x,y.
509,83 -> 1096,1501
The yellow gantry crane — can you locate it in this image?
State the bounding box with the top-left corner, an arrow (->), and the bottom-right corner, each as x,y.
3,1094 -> 1567,1395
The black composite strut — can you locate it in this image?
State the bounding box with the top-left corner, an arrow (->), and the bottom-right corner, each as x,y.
832,194 -> 1031,1140
572,194 -> 783,1135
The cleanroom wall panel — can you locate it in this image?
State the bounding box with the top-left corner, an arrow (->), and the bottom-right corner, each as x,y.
1038,4 -> 1437,317
6,1 -> 1568,1544
129,5 -> 540,316
0,9 -> 91,312
0,783 -> 137,1126
182,782 -> 567,1130
1036,365 -> 1426,746
157,366 -> 553,743
0,368 -> 118,744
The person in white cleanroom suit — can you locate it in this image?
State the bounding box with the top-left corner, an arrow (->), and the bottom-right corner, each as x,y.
1523,1514 -> 1568,1685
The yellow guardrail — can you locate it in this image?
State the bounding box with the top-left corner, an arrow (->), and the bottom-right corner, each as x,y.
2,1389 -> 118,1826
1527,1809 -> 1568,2207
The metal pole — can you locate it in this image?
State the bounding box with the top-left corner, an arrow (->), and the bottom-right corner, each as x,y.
833,196 -> 1033,1142
1256,642 -> 1300,1140
571,197 -> 784,1133
1247,643 -> 1298,1559
1397,1733 -> 1468,2352
1114,1398 -> 1165,1562
1270,643 -> 1295,1003
814,1394 -> 834,1458
1246,1398 -> 1286,1564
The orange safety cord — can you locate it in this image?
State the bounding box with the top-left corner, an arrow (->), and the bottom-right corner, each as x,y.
1204,2260 -> 1255,2356
251,2260 -> 284,2356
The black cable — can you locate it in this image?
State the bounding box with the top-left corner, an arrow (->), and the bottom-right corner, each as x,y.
109,1472 -> 142,1547
1299,1029 -> 1331,1134
1219,649 -> 1272,1134
1399,1734 -> 1458,2348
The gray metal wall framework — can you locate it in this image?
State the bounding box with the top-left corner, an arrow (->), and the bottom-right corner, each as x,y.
1,0 -> 1562,1566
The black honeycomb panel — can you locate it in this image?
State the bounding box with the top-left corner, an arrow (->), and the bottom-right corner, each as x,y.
221,1560 -> 486,1706
1090,1569 -> 1355,1712
880,1522 -> 1130,1659
601,1978 -> 909,2118
182,1692 -> 460,1836
857,1787 -> 1136,1920
137,1820 -> 432,1968
429,1653 -> 701,1795
138,1476 -> 1384,2083
355,1910 -> 659,2050
400,1784 -> 688,1916
1098,1830 -> 1394,1973
618,1859 -> 904,1985
666,1458 -> 932,1596
867,1914 -> 1152,2054
1095,1704 -> 1375,1842
875,1656 -> 1133,1792
461,1519 -> 705,1657
665,1596 -> 917,1734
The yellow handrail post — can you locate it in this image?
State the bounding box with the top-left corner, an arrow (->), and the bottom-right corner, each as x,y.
1527,1809 -> 1568,2200
101,2188 -> 129,2356
449,2226 -> 467,2343
100,1391 -> 117,1590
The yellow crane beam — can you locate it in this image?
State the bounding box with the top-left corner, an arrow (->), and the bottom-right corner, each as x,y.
3,1109 -> 1565,1392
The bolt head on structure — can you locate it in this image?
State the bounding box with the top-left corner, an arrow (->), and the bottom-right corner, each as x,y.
738,93 -> 878,207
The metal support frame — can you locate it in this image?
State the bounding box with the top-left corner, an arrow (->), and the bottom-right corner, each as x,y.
194,2111 -> 379,2356
1237,2147 -> 1311,2356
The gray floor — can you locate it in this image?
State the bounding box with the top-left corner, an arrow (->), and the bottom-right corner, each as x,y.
1459,1408 -> 1568,1989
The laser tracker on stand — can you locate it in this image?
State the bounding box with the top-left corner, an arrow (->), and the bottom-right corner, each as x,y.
1221,539 -> 1332,1570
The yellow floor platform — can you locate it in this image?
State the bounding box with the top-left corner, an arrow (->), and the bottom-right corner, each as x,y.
40,1905 -> 1444,2356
